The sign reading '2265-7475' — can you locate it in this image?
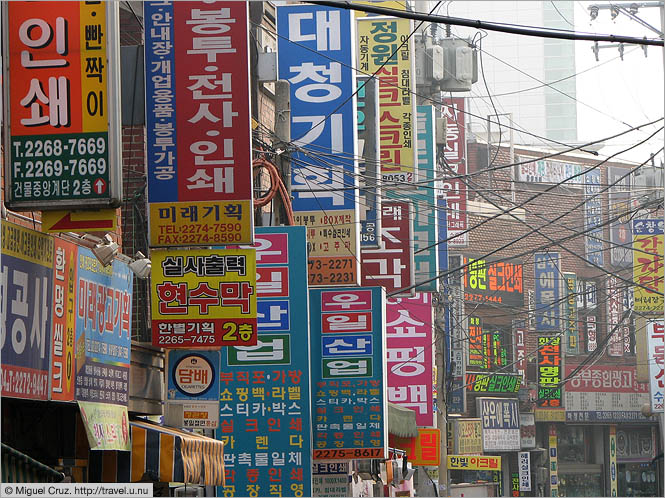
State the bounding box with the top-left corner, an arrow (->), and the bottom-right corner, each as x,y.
3,1 -> 122,210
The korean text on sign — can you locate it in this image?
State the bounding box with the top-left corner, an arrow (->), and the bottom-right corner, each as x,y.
4,1 -> 121,209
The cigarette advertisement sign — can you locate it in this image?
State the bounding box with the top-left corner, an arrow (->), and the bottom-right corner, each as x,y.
646,320 -> 664,412
167,350 -> 220,429
632,219 -> 664,313
151,248 -> 257,348
534,252 -> 562,332
386,293 -> 434,427
278,4 -> 359,287
440,98 -> 468,247
75,247 -> 132,405
1,221 -> 53,400
3,1 -> 122,210
145,1 -> 254,247
357,16 -> 416,180
217,227 -> 312,497
477,397 -> 520,452
361,201 -> 415,296
462,257 -> 524,307
310,287 -> 387,460
389,428 -> 441,466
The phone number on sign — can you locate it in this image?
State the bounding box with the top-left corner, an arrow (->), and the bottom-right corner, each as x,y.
313,448 -> 384,460
154,320 -> 256,347
1,368 -> 48,398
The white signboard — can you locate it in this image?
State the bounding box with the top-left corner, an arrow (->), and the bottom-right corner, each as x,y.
477,397 -> 520,452
516,156 -> 585,185
647,320 -> 664,412
518,451 -> 531,491
312,462 -> 350,497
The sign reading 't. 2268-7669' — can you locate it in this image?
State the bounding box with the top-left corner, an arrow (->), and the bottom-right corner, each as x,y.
3,1 -> 122,211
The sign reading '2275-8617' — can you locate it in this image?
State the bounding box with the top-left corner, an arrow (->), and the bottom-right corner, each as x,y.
3,1 -> 122,210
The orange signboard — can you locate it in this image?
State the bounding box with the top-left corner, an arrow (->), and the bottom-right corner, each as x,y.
389,428 -> 440,466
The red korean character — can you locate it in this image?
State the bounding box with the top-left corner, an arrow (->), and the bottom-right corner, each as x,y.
220,281 -> 253,313
156,282 -> 188,314
188,283 -> 219,313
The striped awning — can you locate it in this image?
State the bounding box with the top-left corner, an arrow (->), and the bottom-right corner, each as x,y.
1,443 -> 64,483
88,419 -> 224,485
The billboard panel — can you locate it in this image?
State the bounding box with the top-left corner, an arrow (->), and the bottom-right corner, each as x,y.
278,4 -> 359,286
477,397 -> 520,452
584,169 -> 604,266
151,248 -> 257,348
534,252 -> 562,332
646,320 -> 664,413
310,287 -> 387,460
537,336 -> 563,409
632,219 -> 664,313
462,257 -> 524,307
145,1 -> 254,246
608,166 -> 632,267
3,2 -> 122,210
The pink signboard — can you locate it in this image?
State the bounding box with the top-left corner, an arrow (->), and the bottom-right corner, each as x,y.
361,201 -> 415,296
386,293 -> 434,427
440,98 -> 468,247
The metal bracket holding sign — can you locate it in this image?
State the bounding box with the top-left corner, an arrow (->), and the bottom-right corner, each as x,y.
2,2 -> 122,211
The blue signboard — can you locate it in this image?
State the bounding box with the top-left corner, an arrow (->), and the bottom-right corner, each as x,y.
167,350 -> 220,402
584,169 -> 603,267
534,252 -> 562,332
217,226 -> 311,497
309,286 -> 387,460
0,222 -> 53,401
75,247 -> 133,405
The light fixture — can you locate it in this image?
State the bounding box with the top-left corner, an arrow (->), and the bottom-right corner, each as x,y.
589,5 -> 599,20
91,234 -> 119,266
128,252 -> 152,279
611,5 -> 620,19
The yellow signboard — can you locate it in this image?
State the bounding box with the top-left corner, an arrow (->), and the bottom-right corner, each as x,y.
447,455 -> 501,471
78,401 -> 130,451
357,16 -> 416,180
454,419 -> 483,455
150,248 -> 257,348
535,408 -> 566,422
633,220 -> 664,313
42,209 -> 118,233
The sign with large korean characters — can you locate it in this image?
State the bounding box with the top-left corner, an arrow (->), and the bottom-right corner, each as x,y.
477,397 -> 520,452
151,248 -> 257,348
3,1 -> 122,211
144,1 -> 253,247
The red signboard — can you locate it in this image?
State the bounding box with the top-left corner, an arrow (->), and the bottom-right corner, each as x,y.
361,201 -> 415,295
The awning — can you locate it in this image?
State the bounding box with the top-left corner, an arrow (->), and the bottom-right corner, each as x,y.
387,402 -> 419,438
88,419 -> 224,486
1,443 -> 64,483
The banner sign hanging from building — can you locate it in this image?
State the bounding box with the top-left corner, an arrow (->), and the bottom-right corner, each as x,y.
514,321 -> 527,386
217,227 -> 311,497
151,248 -> 257,348
357,76 -> 381,250
515,156 -> 585,186
145,1 -> 254,247
518,451 -> 531,491
563,273 -> 579,355
278,4 -> 359,287
584,169 -> 604,267
75,247 -> 133,406
646,320 -> 664,413
386,293 -> 434,427
462,257 -> 524,307
536,336 -> 562,409
310,287 -> 387,460
534,252 -> 562,332
606,275 -> 625,357
608,166 -> 633,267
2,1 -> 122,211
468,316 -> 489,370
0,221 -> 53,401
356,16 -> 416,181
440,98 -> 468,247
361,201 -> 415,296
465,372 -> 522,394
632,219 -> 664,313
477,397 -> 520,452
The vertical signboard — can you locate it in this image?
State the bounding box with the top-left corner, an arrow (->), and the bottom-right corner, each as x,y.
3,1 -> 122,210
609,426 -> 618,496
356,16 -> 416,181
145,1 -> 254,247
1,221 -> 53,400
514,321 -> 527,386
361,201 -> 415,296
277,4 -> 359,287
75,247 -> 132,405
167,350 -> 220,429
563,273 -> 578,354
50,238 -> 78,401
217,226 -> 311,497
150,248 -> 257,348
606,275 -> 624,357
468,316 -> 488,370
310,287 -> 387,460
476,397 -> 520,452
584,169 -> 604,266
357,76 -> 381,249
548,425 -> 558,497
608,166 -> 632,267
519,451 -> 531,492
440,98 -> 468,247
632,219 -> 664,313
646,320 -> 664,412
385,293 -> 434,427
534,252 -> 562,332
537,336 -> 562,409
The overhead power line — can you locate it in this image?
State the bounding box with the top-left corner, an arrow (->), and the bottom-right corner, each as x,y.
311,0 -> 665,46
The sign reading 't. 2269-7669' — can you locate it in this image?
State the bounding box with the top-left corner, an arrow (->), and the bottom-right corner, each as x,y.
3,1 -> 122,211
